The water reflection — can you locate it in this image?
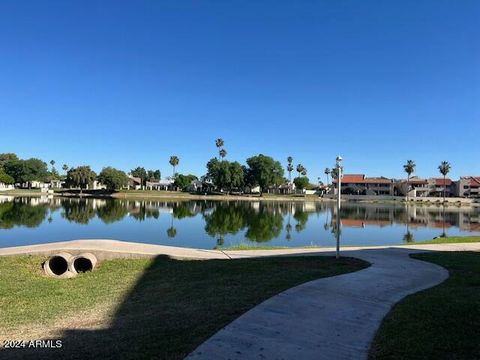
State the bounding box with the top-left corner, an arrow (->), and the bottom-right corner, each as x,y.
0,199 -> 50,229
0,196 -> 479,248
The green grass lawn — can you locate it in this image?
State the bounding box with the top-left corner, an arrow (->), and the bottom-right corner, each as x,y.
0,255 -> 367,360
0,189 -> 41,195
369,251 -> 480,359
412,235 -> 480,244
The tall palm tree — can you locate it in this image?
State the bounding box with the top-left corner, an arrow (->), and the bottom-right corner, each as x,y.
62,164 -> 68,173
403,160 -> 416,200
287,156 -> 293,182
50,160 -> 55,168
215,138 -> 224,149
215,138 -> 226,159
296,164 -> 307,177
438,161 -> 451,203
324,168 -> 331,186
169,156 -> 179,178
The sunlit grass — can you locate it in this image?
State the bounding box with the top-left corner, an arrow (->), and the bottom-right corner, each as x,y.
0,254 -> 367,359
370,252 -> 480,359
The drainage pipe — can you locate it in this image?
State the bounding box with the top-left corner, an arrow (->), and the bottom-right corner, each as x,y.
44,252 -> 75,278
69,252 -> 97,274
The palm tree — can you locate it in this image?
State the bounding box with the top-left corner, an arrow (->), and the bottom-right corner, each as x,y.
215,138 -> 224,149
287,156 -> 293,182
438,161 -> 451,203
50,160 -> 55,168
215,138 -> 226,159
324,168 -> 331,187
169,156 -> 179,178
167,227 -> 177,238
403,160 -> 416,200
296,164 -> 307,177
62,164 -> 68,174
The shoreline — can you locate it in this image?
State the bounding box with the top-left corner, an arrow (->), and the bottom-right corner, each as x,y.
0,189 -> 478,207
1,237 -> 479,258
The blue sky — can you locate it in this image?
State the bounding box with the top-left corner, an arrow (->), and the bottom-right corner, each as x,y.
1,0 -> 478,181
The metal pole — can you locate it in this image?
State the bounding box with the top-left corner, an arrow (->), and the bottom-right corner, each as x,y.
336,158 -> 342,259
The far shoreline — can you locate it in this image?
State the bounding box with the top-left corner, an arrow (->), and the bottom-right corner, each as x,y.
0,189 -> 478,207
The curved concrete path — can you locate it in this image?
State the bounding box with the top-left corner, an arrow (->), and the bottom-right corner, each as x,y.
187,247 -> 449,360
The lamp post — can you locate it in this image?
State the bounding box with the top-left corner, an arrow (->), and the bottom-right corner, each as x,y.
335,156 -> 343,259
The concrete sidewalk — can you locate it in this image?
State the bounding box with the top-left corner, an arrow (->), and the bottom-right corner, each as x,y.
1,238 -> 479,259
186,246 -> 471,360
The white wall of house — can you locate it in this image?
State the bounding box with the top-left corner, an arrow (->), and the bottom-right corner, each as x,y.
0,183 -> 14,191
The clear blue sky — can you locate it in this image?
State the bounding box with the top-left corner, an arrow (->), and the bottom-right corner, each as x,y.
1,0 -> 478,181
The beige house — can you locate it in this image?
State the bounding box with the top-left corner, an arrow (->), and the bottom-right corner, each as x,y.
456,177 -> 480,198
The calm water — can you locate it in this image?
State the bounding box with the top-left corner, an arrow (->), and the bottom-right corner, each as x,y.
1,196 -> 479,249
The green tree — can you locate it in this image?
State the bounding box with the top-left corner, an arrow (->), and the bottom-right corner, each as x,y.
296,164 -> 307,177
62,164 -> 69,175
215,138 -> 227,159
287,156 -> 294,182
0,153 -> 18,170
65,166 -> 97,192
0,170 -> 14,184
206,159 -> 244,192
98,167 -> 129,191
228,162 -> 245,190
174,174 -> 198,191
47,168 -> 62,181
324,168 -> 331,186
246,154 -> 284,195
438,161 -> 451,203
3,158 -> 48,186
169,156 -> 179,178
293,176 -> 309,190
147,169 -> 161,182
403,160 -> 416,199
215,138 -> 224,149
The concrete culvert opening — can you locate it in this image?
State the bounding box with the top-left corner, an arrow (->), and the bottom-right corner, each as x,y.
73,257 -> 93,273
49,256 -> 69,275
44,252 -> 75,278
70,253 -> 97,274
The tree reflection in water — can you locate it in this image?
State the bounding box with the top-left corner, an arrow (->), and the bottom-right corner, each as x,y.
204,202 -> 284,243
0,199 -> 49,229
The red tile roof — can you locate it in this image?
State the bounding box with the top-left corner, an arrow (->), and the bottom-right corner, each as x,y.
333,174 -> 392,184
432,178 -> 453,186
341,174 -> 365,183
468,177 -> 480,187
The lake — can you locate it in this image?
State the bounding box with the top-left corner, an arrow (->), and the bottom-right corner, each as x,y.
0,196 -> 479,249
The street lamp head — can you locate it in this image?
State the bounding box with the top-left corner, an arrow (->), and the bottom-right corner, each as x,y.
336,156 -> 343,167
